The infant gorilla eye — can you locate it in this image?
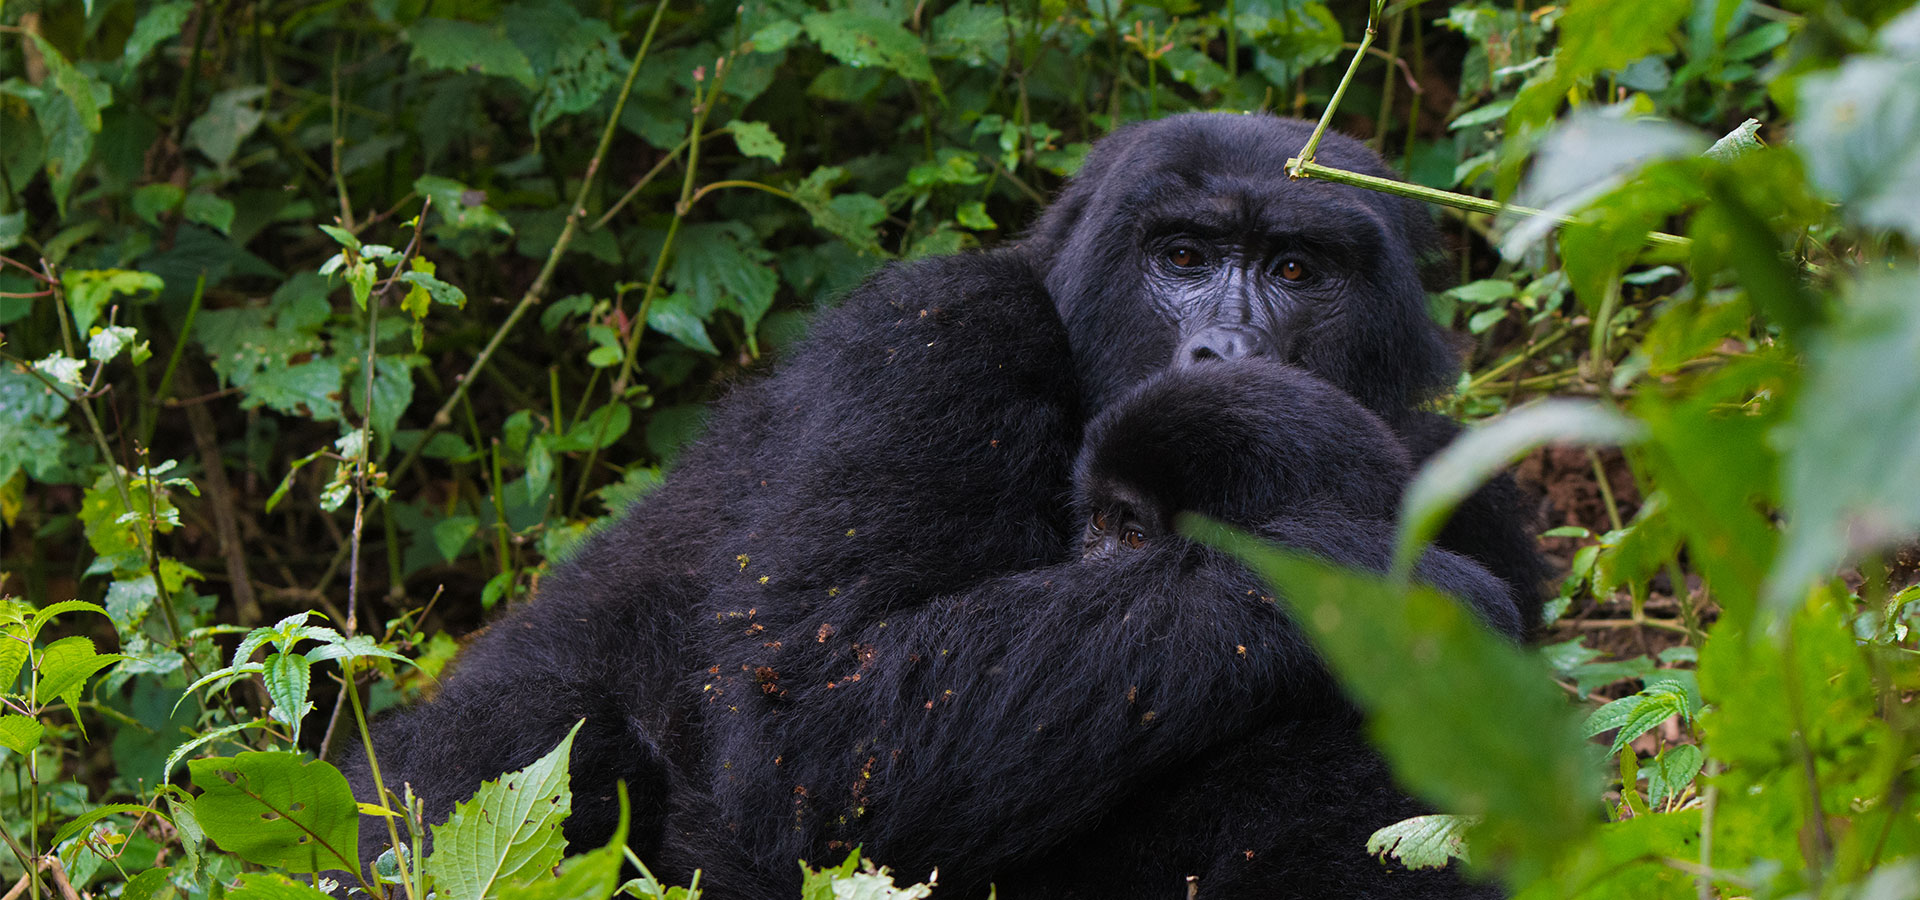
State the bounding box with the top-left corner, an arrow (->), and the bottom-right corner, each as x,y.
1276,258 -> 1308,282
1091,511 -> 1108,532
1166,245 -> 1205,269
1121,529 -> 1146,549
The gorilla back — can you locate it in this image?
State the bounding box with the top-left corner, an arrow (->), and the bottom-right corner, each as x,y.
343,113 -> 1542,899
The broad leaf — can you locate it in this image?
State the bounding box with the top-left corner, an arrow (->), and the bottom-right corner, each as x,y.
189,752 -> 359,873
427,722 -> 582,900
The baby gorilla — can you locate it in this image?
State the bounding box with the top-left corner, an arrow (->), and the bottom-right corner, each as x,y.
1032,361 -> 1513,899
1075,361 -> 1410,563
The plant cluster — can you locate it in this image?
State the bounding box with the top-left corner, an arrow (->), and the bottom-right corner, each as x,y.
1,1 -> 1917,899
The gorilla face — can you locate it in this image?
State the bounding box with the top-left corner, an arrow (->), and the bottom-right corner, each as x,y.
1027,113 -> 1457,419
1072,361 -> 1415,563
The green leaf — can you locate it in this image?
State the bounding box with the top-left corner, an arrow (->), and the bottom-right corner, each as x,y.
802,11 -> 934,82
799,849 -> 934,900
554,403 -> 632,452
1194,525 -> 1598,886
38,635 -> 125,715
956,201 -> 996,231
1645,744 -> 1703,807
0,714 -> 43,755
503,1 -> 622,138
62,269 -> 164,337
119,866 -> 179,900
1796,23 -> 1920,240
51,803 -> 167,847
398,270 -> 467,308
1769,270 -> 1920,613
188,752 -> 359,873
242,359 -> 345,421
432,515 -> 480,563
1367,813 -> 1475,869
226,872 -> 338,900
132,183 -> 185,226
26,33 -> 103,132
405,19 -> 538,88
729,120 -> 786,163
262,652 -> 313,740
1583,681 -> 1691,755
305,634 -> 411,667
183,192 -> 237,234
749,20 -> 804,53
120,1 -> 193,75
186,87 -> 267,169
1704,118 -> 1764,163
1397,402 -> 1645,577
427,722 -> 582,900
669,222 -> 779,340
416,175 -> 515,236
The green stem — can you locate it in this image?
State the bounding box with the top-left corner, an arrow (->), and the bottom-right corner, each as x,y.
1284,159 -> 1692,249
1291,0 -> 1383,173
346,662 -> 414,900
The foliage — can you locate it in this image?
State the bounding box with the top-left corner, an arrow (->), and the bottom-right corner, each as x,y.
1,0 -> 1918,898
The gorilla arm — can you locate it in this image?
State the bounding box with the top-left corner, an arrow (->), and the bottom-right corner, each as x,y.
695,512 -> 1514,893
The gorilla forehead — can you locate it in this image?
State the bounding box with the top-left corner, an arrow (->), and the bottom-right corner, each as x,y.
1038,112 -> 1416,254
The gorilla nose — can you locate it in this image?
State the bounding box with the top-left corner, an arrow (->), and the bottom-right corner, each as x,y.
1175,326 -> 1272,367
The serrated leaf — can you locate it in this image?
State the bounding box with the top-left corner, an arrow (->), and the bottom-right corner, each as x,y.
1367,813 -> 1475,869
1705,118 -> 1764,162
405,19 -> 537,87
29,599 -> 110,639
729,120 -> 786,162
51,803 -> 165,847
1584,682 -> 1690,755
38,636 -> 125,716
0,714 -> 44,755
304,634 -> 411,667
189,752 -> 359,873
262,652 -> 313,739
163,718 -> 269,776
1646,744 -> 1704,807
802,11 -> 933,82
427,722 -> 582,900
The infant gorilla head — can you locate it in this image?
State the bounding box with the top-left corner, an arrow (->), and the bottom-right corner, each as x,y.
1073,361 -> 1412,561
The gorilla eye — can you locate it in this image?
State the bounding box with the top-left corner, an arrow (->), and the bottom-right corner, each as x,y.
1277,259 -> 1308,282
1091,511 -> 1109,533
1166,245 -> 1205,269
1122,529 -> 1146,550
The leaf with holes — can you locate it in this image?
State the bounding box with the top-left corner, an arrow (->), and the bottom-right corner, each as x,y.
1368,813 -> 1476,869
188,752 -> 359,873
427,722 -> 581,900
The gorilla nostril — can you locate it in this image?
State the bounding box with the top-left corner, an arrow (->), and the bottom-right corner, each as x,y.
1190,345 -> 1222,362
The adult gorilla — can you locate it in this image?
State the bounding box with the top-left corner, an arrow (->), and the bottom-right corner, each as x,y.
347,113 -> 1541,897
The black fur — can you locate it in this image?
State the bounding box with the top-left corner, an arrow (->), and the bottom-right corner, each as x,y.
1007,362 -> 1515,899
342,113 -> 1544,898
